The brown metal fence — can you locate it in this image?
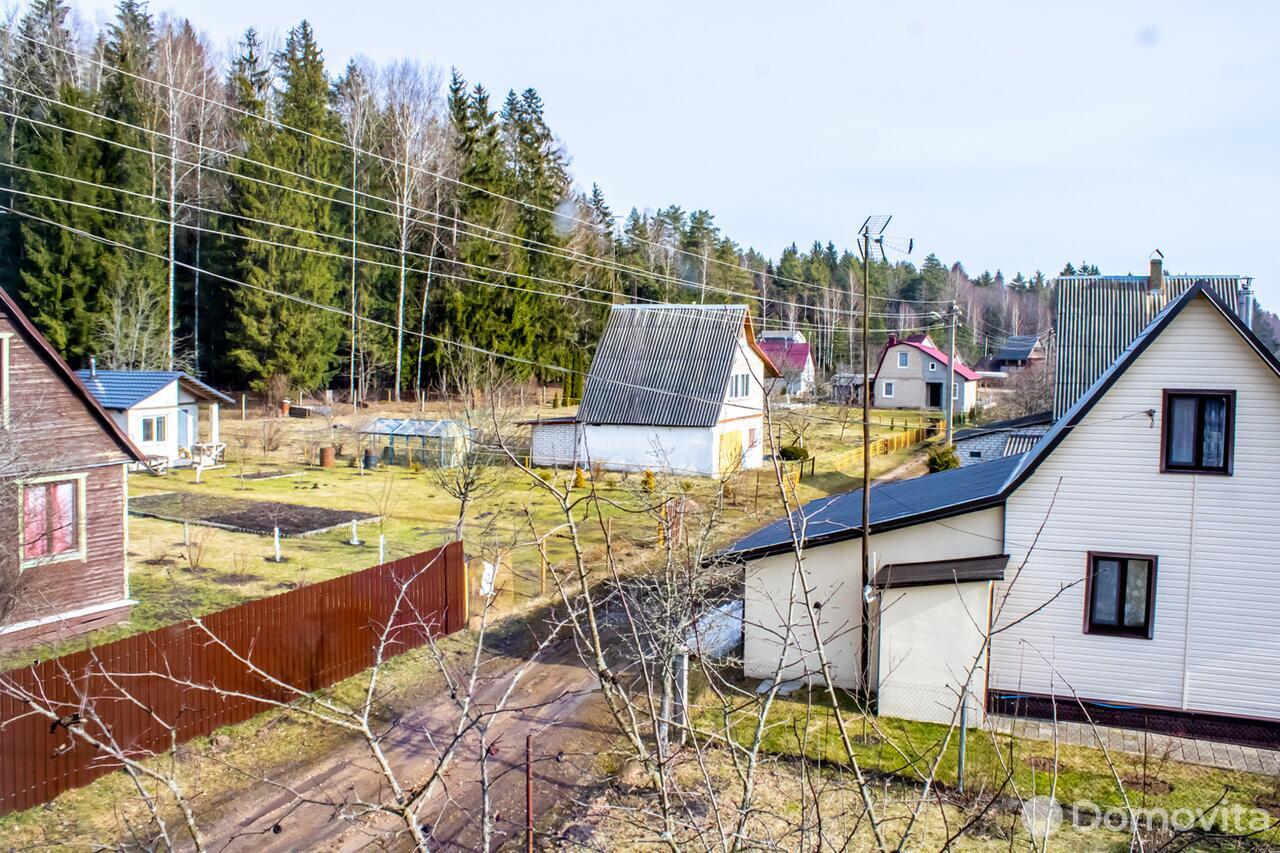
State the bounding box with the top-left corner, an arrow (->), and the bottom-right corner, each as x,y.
0,541 -> 466,816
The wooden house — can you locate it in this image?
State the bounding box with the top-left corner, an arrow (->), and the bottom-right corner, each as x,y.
725,283 -> 1280,742
756,331 -> 816,398
0,290 -> 145,647
526,304 -> 780,476
76,366 -> 232,471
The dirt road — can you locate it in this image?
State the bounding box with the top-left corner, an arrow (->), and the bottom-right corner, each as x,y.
194,638 -> 613,851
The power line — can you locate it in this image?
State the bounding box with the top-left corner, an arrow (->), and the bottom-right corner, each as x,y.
0,29 -> 961,307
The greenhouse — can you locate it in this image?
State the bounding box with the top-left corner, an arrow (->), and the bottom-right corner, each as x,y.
359,418 -> 474,468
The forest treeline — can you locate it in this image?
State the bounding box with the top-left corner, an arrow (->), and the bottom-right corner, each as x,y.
0,0 -> 1058,396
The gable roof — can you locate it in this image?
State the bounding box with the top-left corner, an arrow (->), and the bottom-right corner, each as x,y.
995,334 -> 1041,362
725,282 -> 1278,560
0,289 -> 145,462
1004,281 -> 1279,492
74,370 -> 234,409
756,337 -> 812,374
878,335 -> 980,382
576,304 -> 779,428
1052,273 -> 1246,416
721,452 -> 1022,561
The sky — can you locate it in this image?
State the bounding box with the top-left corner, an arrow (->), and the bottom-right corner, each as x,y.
71,0 -> 1280,306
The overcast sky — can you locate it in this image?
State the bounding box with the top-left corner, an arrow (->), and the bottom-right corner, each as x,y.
74,0 -> 1280,306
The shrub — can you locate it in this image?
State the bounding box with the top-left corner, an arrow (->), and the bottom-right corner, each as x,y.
641,469 -> 656,494
778,444 -> 810,461
927,444 -> 960,472
573,467 -> 587,489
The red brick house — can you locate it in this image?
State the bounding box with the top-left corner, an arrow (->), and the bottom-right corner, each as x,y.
0,289 -> 145,647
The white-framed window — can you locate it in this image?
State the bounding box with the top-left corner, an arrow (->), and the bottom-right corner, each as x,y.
952,382 -> 959,400
727,373 -> 751,400
929,360 -> 937,372
748,427 -> 761,449
19,473 -> 87,569
141,415 -> 167,443
897,351 -> 909,368
882,381 -> 895,398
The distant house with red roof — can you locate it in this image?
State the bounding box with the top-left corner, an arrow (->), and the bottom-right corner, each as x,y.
756,331 -> 815,398
872,332 -> 980,414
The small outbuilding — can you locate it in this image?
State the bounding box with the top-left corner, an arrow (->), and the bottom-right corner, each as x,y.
76,365 -> 232,471
360,418 -> 473,468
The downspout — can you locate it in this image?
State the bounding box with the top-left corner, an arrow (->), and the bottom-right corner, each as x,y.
1180,475 -> 1197,709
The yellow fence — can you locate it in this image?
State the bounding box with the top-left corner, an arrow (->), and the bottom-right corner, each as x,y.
823,423 -> 940,474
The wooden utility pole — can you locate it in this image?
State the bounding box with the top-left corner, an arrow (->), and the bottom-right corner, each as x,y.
859,228 -> 872,695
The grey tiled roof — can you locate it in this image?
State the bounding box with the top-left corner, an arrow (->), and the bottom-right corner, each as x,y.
577,304 -> 750,428
75,370 -> 234,409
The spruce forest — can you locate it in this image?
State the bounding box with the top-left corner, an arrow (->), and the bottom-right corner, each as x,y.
0,0 -> 1060,397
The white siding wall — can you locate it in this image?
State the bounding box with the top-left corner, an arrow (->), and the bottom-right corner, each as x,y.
743,507 -> 1003,689
878,582 -> 991,724
582,424 -> 717,475
123,382 -> 180,464
994,297 -> 1280,719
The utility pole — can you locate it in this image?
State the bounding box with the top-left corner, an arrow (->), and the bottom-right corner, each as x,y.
946,300 -> 957,446
859,226 -> 872,697
349,142 -> 359,413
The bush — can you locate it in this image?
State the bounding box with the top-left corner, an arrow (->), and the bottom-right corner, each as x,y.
927,444 -> 960,472
573,467 -> 587,489
641,469 -> 657,494
778,444 -> 810,461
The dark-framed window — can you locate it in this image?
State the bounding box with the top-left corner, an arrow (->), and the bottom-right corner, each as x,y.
1085,552 -> 1156,638
1162,390 -> 1234,475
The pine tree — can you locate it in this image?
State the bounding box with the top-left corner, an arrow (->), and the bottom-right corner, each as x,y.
225,21 -> 344,390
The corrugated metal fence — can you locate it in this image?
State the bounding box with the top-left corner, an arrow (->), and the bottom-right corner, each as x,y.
0,541 -> 466,816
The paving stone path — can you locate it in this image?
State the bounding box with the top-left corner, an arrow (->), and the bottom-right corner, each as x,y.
992,715 -> 1280,776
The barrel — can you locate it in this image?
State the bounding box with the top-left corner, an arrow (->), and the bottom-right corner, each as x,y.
362,448 -> 379,470
319,446 -> 336,467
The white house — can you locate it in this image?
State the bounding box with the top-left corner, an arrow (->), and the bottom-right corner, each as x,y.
526,304 -> 780,477
76,367 -> 233,470
756,331 -> 816,398
726,283 -> 1280,741
872,333 -> 979,415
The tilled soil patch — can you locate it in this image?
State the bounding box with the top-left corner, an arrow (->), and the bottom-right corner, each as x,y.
130,492 -> 376,536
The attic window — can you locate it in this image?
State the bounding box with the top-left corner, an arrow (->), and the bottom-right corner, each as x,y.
897,352 -> 909,368
929,361 -> 937,371
728,374 -> 751,400
1162,390 -> 1234,475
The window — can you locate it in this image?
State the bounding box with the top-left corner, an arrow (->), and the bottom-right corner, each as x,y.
897,352 -> 909,368
726,373 -> 752,400
882,381 -> 895,398
21,477 -> 84,567
1086,553 -> 1156,637
748,427 -> 761,449
969,450 -> 981,459
929,360 -> 937,372
952,382 -> 959,400
1162,391 -> 1233,474
141,415 -> 167,443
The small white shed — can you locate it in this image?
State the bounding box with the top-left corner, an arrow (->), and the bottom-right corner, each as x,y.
76,367 -> 233,470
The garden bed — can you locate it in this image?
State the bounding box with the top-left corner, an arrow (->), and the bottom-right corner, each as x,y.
130,492 -> 376,537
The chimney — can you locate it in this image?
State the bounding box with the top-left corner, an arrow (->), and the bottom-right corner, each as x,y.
1239,281 -> 1256,328
89,356 -> 97,378
1149,256 -> 1164,294
886,333 -> 898,348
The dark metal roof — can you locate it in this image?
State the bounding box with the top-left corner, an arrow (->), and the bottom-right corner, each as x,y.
953,411 -> 1053,442
75,370 -> 234,409
995,334 -> 1041,362
576,304 -> 776,428
721,453 -> 1023,561
872,554 -> 1008,589
0,289 -> 144,462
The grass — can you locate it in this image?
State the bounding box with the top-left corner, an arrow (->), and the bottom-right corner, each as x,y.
696,683 -> 1280,843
